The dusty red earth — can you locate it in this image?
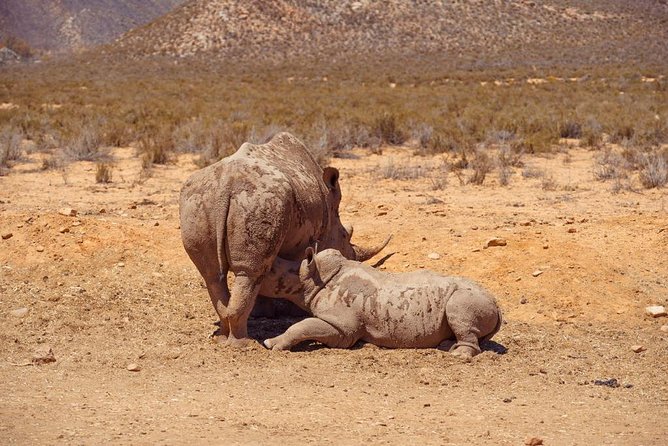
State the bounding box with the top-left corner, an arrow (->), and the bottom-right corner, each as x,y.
1,145 -> 667,444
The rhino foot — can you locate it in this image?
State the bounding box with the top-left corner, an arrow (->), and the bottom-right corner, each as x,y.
263,337 -> 288,351
210,334 -> 228,345
451,344 -> 478,359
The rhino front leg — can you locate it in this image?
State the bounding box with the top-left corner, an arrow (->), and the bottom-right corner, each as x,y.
264,318 -> 349,351
226,274 -> 262,348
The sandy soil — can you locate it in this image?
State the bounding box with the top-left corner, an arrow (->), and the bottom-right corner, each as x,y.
1,145 -> 667,445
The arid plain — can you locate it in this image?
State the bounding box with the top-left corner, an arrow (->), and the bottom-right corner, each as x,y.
1,142 -> 666,445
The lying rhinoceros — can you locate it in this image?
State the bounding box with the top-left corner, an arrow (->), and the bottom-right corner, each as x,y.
264,248 -> 503,357
179,132 -> 390,348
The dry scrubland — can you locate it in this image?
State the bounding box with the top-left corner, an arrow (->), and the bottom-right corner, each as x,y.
1,59 -> 667,185
1,57 -> 668,444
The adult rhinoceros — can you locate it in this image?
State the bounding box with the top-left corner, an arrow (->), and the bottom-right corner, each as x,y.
179,132 -> 390,347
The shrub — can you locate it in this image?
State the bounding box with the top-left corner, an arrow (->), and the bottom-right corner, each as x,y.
373,113 -> 406,146
65,123 -> 106,161
468,150 -> 493,185
40,155 -> 63,171
137,128 -> 173,167
594,149 -> 629,181
541,175 -> 558,191
522,166 -> 544,179
0,125 -> 23,174
173,118 -> 206,153
378,158 -> 427,180
95,163 -> 113,183
581,120 -> 604,149
559,120 -> 583,138
639,153 -> 668,189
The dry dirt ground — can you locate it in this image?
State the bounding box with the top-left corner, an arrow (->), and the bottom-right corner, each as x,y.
1,145 -> 667,445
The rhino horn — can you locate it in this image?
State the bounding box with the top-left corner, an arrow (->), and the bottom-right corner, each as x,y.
353,235 -> 392,262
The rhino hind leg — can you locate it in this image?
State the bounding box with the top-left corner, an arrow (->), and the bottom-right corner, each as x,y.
445,288 -> 492,358
263,317 -> 351,351
205,276 -> 230,341
226,274 -> 263,348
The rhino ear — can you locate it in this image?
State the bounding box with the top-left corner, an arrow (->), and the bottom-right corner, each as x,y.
305,246 -> 315,265
303,247 -> 317,276
322,167 -> 340,191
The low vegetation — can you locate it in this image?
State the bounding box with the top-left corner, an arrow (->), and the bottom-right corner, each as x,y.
0,57 -> 666,189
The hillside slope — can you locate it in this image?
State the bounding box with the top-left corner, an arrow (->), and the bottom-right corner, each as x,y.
111,0 -> 668,67
0,0 -> 186,53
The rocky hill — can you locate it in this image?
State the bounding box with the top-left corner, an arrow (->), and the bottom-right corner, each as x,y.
110,0 -> 668,68
0,0 -> 186,54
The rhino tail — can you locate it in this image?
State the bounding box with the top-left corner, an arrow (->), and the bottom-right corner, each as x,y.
216,190 -> 232,282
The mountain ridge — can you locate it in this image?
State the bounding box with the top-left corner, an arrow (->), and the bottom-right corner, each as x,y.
0,0 -> 186,54
108,0 -> 668,68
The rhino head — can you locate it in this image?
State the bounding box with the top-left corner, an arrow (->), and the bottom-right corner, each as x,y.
319,167 -> 391,261
299,247 -> 346,303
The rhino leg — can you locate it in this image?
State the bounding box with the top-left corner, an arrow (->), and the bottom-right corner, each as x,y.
263,317 -> 350,351
226,274 -> 262,348
445,289 -> 486,358
184,244 -> 230,340
205,276 -> 230,341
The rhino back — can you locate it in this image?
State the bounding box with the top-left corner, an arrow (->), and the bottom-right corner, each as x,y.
316,267 -> 454,348
180,132 -> 330,276
232,134 -> 330,260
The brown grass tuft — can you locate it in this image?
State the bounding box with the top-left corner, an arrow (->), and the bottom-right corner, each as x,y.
95,163 -> 113,183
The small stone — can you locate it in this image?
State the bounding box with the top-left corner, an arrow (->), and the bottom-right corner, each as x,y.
32,345 -> 56,365
59,227 -> 69,234
99,208 -> 106,214
153,222 -> 160,227
10,307 -> 29,317
659,325 -> 668,333
117,262 -> 125,267
520,297 -> 528,304
427,252 -> 440,260
128,204 -> 137,209
645,306 -> 667,318
58,208 -> 77,217
36,245 -> 45,252
532,270 -> 543,277
567,227 -> 577,233
524,437 -> 543,446
485,237 -> 507,248
542,244 -> 549,249
127,363 -> 141,372
2,232 -> 13,240
471,226 -> 479,230
377,211 -> 387,216
631,345 -> 645,353
519,221 -> 532,226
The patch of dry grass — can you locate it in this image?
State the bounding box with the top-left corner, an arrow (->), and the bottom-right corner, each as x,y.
95,162 -> 113,183
0,58 -> 666,187
0,125 -> 23,175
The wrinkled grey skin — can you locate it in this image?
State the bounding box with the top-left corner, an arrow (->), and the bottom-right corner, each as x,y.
179,132 -> 390,347
265,248 -> 503,358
